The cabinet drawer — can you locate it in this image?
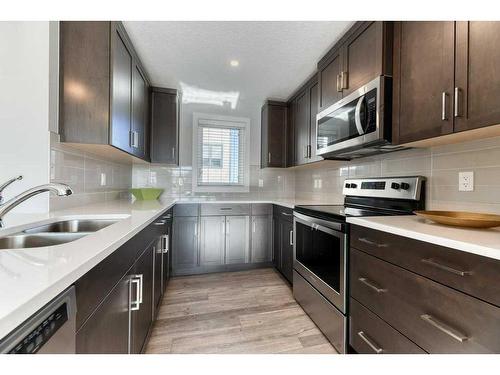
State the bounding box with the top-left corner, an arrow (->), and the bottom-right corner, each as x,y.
350,298 -> 425,354
200,203 -> 250,216
273,205 -> 294,222
251,203 -> 272,216
351,224 -> 500,307
173,203 -> 199,217
350,248 -> 500,353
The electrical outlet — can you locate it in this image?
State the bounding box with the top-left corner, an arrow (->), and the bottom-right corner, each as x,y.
100,173 -> 106,186
459,171 -> 474,192
258,179 -> 264,188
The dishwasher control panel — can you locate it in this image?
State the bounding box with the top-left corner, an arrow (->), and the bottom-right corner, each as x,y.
9,303 -> 68,354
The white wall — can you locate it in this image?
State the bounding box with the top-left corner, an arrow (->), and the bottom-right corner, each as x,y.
0,22 -> 52,213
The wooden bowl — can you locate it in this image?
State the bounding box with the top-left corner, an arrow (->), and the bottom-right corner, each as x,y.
414,210 -> 500,229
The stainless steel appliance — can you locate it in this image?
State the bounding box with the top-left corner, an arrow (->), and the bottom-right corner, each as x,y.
293,176 -> 426,353
315,76 -> 405,160
0,286 -> 76,354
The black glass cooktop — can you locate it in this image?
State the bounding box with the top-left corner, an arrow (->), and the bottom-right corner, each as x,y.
294,205 -> 396,222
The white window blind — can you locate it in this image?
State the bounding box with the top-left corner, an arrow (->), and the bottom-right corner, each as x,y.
196,119 -> 246,186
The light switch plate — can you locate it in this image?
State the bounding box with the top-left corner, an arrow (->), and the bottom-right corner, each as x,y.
258,179 -> 264,188
459,171 -> 474,192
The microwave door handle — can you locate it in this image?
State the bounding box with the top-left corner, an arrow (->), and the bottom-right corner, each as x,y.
354,96 -> 365,135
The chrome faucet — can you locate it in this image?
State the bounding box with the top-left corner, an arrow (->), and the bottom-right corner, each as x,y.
0,182 -> 73,228
0,175 -> 23,205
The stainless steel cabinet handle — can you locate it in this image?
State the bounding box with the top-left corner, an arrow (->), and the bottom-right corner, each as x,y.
220,207 -> 232,211
162,214 -> 172,219
441,92 -> 448,121
136,274 -> 143,304
421,258 -> 471,276
130,276 -> 142,311
358,277 -> 387,293
130,131 -> 139,148
252,219 -> 256,233
341,71 -> 348,90
162,234 -> 169,253
357,331 -> 383,354
289,230 -> 293,246
268,152 -> 271,164
420,314 -> 468,342
172,147 -> 175,160
358,237 -> 388,248
336,74 -> 342,92
154,220 -> 166,226
281,212 -> 292,217
454,87 -> 461,117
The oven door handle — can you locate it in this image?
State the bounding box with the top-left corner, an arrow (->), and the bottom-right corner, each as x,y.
293,212 -> 344,233
354,96 -> 365,135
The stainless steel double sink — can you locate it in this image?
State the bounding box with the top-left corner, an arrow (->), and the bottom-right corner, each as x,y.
0,219 -> 120,250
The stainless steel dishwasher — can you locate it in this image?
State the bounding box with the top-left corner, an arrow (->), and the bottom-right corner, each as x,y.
0,286 -> 77,354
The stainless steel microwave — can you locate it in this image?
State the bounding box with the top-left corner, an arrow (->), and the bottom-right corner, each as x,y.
315,75 -> 404,160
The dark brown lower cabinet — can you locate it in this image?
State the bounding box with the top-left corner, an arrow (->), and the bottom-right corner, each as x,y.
350,298 -> 425,354
273,205 -> 294,283
130,243 -> 155,354
351,247 -> 500,353
76,272 -> 132,354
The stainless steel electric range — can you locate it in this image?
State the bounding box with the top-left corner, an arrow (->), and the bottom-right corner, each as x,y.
292,176 -> 426,353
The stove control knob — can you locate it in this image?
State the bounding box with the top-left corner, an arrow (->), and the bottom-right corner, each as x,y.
391,182 -> 400,190
350,183 -> 358,188
345,183 -> 351,188
400,182 -> 410,190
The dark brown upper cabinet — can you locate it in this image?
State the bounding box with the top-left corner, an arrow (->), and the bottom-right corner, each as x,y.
392,22 -> 455,144
318,21 -> 393,111
288,75 -> 321,166
59,21 -> 150,161
454,22 -> 500,133
150,87 -> 179,165
286,102 -> 295,167
393,21 -> 500,145
261,101 -> 287,168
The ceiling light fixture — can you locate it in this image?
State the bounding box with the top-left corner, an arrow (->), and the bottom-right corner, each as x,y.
229,60 -> 239,67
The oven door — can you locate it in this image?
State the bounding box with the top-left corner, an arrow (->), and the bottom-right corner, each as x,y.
293,212 -> 347,313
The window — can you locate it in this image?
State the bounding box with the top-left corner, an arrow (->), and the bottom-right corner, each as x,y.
192,113 -> 250,192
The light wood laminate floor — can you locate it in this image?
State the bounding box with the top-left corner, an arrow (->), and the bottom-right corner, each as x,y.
145,268 -> 337,354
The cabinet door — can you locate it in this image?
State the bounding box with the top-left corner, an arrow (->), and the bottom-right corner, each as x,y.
393,22 -> 455,144
455,21 -> 500,132
272,216 -> 282,270
251,216 -> 272,263
318,48 -> 343,110
162,218 -> 172,293
308,81 -> 322,162
263,103 -> 287,168
172,216 -> 199,271
342,22 -> 385,96
200,216 -> 225,266
110,25 -> 133,154
76,273 -> 131,354
225,215 -> 250,264
153,237 -> 163,312
131,64 -> 148,159
286,102 -> 295,167
130,244 -> 154,354
150,89 -> 179,164
280,219 -> 294,283
294,90 -> 310,166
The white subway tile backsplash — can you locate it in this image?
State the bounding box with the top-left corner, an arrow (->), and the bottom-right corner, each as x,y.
50,134 -> 133,210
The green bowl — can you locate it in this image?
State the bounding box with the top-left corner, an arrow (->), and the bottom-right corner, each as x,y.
129,188 -> 164,201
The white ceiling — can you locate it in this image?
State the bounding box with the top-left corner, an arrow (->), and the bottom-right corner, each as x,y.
123,21 -> 354,166
123,21 -> 353,103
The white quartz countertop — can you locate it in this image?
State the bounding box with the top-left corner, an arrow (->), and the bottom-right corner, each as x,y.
0,197 -> 330,340
347,215 -> 500,261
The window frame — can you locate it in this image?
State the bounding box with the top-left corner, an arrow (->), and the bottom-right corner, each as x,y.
192,112 -> 250,193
